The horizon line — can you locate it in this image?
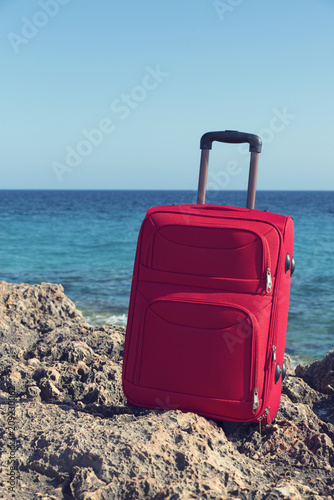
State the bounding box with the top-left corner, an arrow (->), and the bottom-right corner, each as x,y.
0,188 -> 333,192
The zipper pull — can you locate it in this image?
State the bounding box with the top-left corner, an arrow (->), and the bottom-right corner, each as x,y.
272,345 -> 277,364
258,406 -> 271,433
252,388 -> 259,414
266,268 -> 272,293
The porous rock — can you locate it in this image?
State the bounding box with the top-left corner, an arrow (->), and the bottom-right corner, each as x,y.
0,282 -> 333,499
295,350 -> 334,395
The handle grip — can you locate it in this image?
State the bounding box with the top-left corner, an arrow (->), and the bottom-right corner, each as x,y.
200,130 -> 262,153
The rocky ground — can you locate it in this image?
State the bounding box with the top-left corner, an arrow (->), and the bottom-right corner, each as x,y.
0,281 -> 333,499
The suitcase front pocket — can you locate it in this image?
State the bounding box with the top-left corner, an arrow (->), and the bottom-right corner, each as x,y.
148,225 -> 270,280
135,298 -> 259,405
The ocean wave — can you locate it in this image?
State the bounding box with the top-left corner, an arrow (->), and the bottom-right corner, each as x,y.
82,311 -> 128,327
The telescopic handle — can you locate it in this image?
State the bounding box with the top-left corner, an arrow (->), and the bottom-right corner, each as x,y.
197,130 -> 262,209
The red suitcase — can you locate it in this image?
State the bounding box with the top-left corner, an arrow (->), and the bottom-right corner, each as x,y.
122,131 -> 295,425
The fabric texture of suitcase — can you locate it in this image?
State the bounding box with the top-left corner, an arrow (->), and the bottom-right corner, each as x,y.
122,131 -> 295,426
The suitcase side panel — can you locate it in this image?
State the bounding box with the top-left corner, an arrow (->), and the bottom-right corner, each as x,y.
261,216 -> 294,423
122,213 -> 151,384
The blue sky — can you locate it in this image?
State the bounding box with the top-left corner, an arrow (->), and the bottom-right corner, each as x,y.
1,0 -> 333,190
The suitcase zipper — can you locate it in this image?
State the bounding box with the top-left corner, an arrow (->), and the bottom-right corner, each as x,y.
260,234 -> 272,294
258,229 -> 284,415
266,268 -> 272,293
253,388 -> 259,413
257,406 -> 271,433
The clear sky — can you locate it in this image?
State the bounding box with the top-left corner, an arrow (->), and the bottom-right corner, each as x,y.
1,0 -> 333,190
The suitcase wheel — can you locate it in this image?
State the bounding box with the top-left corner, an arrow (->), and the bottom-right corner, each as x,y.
291,256 -> 296,275
285,253 -> 296,276
281,362 -> 287,381
275,362 -> 287,384
275,363 -> 282,384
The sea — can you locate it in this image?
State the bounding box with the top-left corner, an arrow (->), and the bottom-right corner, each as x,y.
0,190 -> 333,366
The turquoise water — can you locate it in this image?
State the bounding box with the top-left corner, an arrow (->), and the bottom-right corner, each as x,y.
0,190 -> 333,365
